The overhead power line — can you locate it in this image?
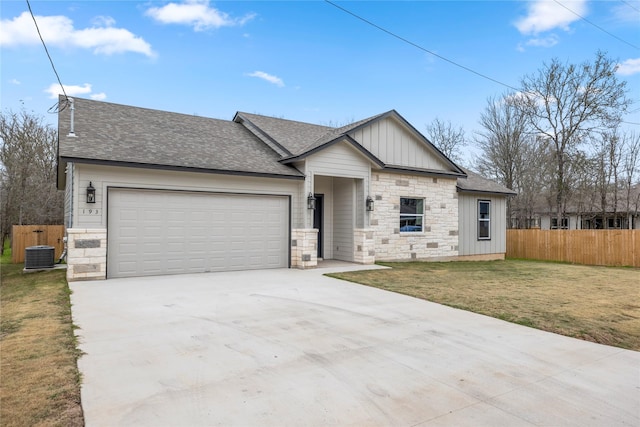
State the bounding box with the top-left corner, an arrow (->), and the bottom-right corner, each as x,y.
26,0 -> 70,111
620,0 -> 640,14
552,0 -> 640,50
323,0 -> 520,92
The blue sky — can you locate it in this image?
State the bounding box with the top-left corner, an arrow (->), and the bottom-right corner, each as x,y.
2,0 -> 639,164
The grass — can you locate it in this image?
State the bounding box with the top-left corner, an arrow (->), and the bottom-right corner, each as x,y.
0,242 -> 84,427
329,260 -> 640,351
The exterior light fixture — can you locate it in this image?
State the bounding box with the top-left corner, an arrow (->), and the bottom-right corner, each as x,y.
307,193 -> 316,210
366,195 -> 374,212
87,182 -> 96,204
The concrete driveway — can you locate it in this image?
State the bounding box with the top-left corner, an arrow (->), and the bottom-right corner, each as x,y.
70,263 -> 639,427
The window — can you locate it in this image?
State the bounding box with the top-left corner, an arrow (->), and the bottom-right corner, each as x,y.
400,198 -> 424,232
551,217 -> 568,229
607,217 -> 622,229
478,200 -> 491,240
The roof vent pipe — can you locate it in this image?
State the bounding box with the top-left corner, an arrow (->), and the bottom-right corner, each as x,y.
68,97 -> 76,137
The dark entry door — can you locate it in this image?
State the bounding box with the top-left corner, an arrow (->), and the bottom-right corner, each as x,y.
313,194 -> 324,258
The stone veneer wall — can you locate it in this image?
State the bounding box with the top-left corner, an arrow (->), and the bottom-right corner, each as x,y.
291,229 -> 318,269
353,229 -> 375,264
370,172 -> 459,261
66,228 -> 107,281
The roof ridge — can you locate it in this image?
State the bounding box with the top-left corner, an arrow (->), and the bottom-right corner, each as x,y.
236,111 -> 333,130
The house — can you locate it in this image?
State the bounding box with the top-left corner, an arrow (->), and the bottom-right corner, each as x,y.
56,97 -> 515,281
522,183 -> 640,230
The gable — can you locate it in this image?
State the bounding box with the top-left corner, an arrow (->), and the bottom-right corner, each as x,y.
305,140 -> 374,178
349,115 -> 456,173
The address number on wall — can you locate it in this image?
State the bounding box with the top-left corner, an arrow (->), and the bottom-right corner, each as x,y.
82,209 -> 100,215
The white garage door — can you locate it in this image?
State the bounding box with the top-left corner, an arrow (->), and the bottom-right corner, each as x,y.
108,189 -> 289,278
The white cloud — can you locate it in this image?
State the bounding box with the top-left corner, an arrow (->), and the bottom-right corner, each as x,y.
515,0 -> 586,35
0,11 -> 154,57
91,16 -> 116,27
44,83 -> 107,100
246,71 -> 284,87
525,34 -> 560,48
146,0 -> 255,31
617,58 -> 640,76
610,2 -> 640,25
10,78 -> 21,85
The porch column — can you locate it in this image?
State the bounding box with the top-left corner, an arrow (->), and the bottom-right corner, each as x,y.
291,229 -> 318,269
66,228 -> 107,281
353,228 -> 375,264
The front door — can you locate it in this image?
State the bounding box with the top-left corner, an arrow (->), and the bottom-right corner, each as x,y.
313,194 -> 324,258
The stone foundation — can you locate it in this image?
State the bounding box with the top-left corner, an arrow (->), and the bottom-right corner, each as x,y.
66,228 -> 107,281
291,229 -> 318,269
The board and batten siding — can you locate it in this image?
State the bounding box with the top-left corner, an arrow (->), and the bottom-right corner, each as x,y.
333,177 -> 355,262
70,163 -> 303,229
458,193 -> 507,256
350,116 -> 451,171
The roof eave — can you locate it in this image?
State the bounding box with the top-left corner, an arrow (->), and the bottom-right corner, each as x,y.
456,186 -> 518,196
60,156 -> 305,180
383,165 -> 467,178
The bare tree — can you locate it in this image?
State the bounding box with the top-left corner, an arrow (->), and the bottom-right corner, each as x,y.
517,51 -> 631,228
591,130 -> 625,227
621,131 -> 640,228
474,93 -> 540,228
425,118 -> 466,163
0,110 -> 63,252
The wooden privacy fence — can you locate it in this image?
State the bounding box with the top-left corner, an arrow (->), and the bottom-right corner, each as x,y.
506,229 -> 640,267
11,225 -> 65,264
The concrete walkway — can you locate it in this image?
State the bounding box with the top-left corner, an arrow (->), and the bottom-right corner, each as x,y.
70,264 -> 640,426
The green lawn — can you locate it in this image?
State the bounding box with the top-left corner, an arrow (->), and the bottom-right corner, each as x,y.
329,260 -> 640,350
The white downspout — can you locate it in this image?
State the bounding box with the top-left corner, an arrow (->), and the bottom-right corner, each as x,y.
68,97 -> 76,137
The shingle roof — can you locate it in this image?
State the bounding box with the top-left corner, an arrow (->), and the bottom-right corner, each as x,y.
284,112 -> 389,160
57,97 -> 303,178
235,112 -> 332,156
57,98 -> 511,197
236,111 -> 389,161
457,168 -> 517,195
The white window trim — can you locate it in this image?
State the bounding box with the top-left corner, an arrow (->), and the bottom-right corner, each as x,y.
478,200 -> 491,240
400,197 -> 425,233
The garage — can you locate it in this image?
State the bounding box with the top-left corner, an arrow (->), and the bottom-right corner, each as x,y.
107,188 -> 290,278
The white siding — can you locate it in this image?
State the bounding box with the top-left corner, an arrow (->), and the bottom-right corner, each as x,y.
458,193 -> 507,255
71,164 -> 302,229
350,116 -> 451,171
333,177 -> 354,262
64,163 -> 74,228
306,141 -> 372,178
291,161 -> 307,229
